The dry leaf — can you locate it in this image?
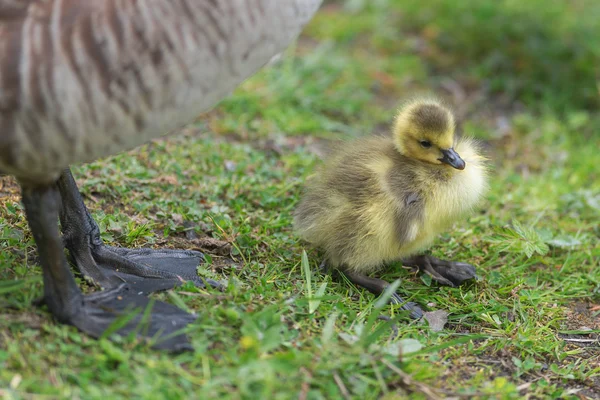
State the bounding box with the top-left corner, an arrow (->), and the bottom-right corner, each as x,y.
424,310 -> 449,332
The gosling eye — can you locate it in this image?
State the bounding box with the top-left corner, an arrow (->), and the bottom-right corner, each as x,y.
419,140 -> 432,149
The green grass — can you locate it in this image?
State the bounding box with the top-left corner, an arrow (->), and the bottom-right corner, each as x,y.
1,0 -> 600,398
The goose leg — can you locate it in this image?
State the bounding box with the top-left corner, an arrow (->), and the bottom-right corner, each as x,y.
402,255 -> 477,287
339,269 -> 424,319
57,168 -> 222,294
21,182 -> 197,352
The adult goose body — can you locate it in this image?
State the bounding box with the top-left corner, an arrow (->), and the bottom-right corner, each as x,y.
0,0 -> 322,351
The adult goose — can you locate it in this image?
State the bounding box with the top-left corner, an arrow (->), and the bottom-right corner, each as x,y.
0,0 -> 322,352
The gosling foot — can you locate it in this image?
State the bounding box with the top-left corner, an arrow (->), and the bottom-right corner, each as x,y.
57,168 -> 223,293
402,255 -> 477,287
341,270 -> 424,319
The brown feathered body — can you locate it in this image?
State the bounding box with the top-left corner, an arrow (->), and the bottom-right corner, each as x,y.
294,134 -> 487,274
0,0 -> 321,184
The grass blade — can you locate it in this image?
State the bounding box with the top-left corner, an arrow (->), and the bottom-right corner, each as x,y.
0,277 -> 41,295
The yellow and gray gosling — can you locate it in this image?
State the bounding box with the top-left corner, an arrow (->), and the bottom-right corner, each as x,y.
293,98 -> 488,317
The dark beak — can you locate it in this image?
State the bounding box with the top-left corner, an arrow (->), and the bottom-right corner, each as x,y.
439,148 -> 466,170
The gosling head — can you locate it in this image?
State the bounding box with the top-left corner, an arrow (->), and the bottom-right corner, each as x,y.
392,99 -> 466,170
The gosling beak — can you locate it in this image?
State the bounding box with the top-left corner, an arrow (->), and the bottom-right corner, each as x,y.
439,148 -> 466,170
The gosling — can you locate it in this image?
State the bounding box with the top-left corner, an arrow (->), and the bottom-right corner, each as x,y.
293,98 -> 488,317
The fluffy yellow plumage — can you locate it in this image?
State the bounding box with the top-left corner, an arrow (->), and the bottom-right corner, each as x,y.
294,98 -> 488,317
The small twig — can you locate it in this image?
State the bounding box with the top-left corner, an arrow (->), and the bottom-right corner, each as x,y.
176,291 -> 229,300
381,358 -> 444,400
562,338 -> 599,344
0,389 -> 55,400
333,371 -> 351,400
298,381 -> 309,400
516,377 -> 543,392
381,358 -> 491,399
298,367 -> 312,400
370,358 -> 389,396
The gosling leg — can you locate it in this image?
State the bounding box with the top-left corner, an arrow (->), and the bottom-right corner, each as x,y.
402,255 -> 477,287
340,270 -> 424,319
57,168 -> 222,294
21,182 -> 196,352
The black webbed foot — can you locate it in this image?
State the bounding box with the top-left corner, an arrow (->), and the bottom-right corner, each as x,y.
70,243 -> 222,295
402,255 -> 477,287
74,284 -> 196,352
21,180 -> 198,352
57,169 -> 223,293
